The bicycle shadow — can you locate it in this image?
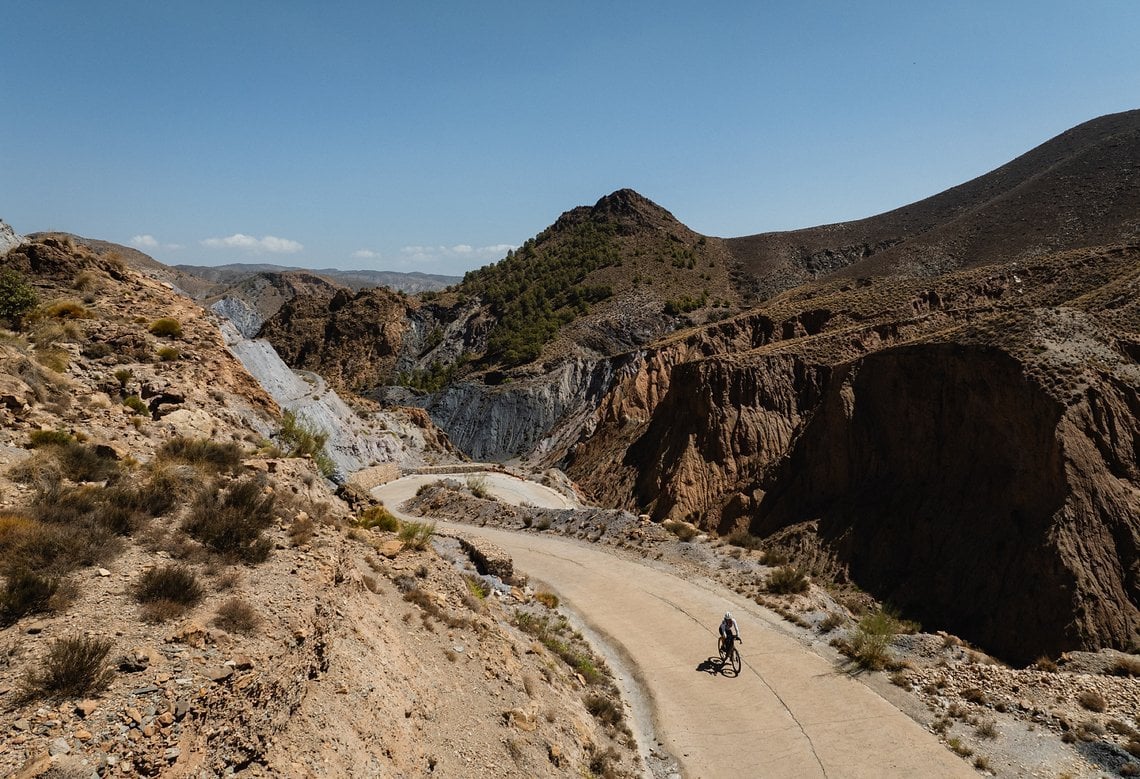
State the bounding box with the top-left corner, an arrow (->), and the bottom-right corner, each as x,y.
695,656 -> 740,677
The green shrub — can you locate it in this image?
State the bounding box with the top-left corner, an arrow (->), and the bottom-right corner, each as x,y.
358,505 -> 399,532
183,477 -> 276,562
398,521 -> 435,551
113,368 -> 133,388
148,318 -> 182,338
0,269 -> 38,324
846,608 -> 905,670
465,575 -> 489,600
123,395 -> 148,415
21,634 -> 115,700
156,436 -> 243,473
466,473 -> 490,499
277,411 -> 335,478
28,429 -> 75,448
766,566 -> 809,594
156,346 -> 180,361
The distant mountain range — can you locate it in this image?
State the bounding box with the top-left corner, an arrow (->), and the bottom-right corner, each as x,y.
173,263 -> 460,294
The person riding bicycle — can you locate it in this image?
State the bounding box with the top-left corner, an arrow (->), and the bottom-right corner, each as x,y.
718,612 -> 741,656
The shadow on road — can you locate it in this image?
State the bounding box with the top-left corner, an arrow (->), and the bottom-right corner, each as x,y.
696,656 -> 739,678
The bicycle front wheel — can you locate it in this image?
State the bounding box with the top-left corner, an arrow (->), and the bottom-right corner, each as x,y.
731,648 -> 741,674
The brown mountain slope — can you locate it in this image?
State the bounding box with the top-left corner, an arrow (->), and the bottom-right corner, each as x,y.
725,108 -> 1140,298
562,243 -> 1140,662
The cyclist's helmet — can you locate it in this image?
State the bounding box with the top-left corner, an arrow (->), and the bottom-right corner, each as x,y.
724,612 -> 732,621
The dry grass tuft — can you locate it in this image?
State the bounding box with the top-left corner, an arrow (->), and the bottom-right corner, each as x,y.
21,634 -> 115,701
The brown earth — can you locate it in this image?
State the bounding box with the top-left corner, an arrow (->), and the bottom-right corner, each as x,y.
0,238 -> 638,778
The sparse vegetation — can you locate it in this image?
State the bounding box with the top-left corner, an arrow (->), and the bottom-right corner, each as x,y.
21,634 -> 115,700
466,473 -> 490,499
461,220 -> 618,365
276,411 -> 336,478
357,505 -> 399,532
123,394 -> 148,415
156,436 -> 244,473
766,565 -> 810,594
398,520 -> 435,551
534,591 -> 559,609
212,597 -> 261,634
27,429 -> 75,448
0,268 -> 38,325
183,476 -> 276,562
1111,655 -> 1140,677
148,317 -> 183,337
662,519 -> 698,541
1034,655 -> 1059,672
157,345 -> 181,361
1,568 -> 67,624
725,529 -> 763,550
1076,689 -> 1107,712
42,299 -> 92,319
134,564 -> 204,621
840,607 -> 907,670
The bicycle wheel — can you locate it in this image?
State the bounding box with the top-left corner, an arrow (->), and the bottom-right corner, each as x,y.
718,639 -> 727,663
730,648 -> 741,674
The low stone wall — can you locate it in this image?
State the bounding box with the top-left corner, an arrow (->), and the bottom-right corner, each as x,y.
457,535 -> 514,584
347,463 -> 401,491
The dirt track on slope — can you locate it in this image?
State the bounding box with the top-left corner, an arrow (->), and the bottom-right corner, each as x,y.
374,476 -> 973,778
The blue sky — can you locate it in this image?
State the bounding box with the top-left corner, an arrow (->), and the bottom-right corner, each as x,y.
3,2 -> 1138,276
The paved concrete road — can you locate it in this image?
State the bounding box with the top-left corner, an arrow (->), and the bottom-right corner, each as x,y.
374,476 -> 972,779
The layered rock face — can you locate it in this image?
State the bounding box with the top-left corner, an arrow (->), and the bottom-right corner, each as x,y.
0,219 -> 25,255
565,246 -> 1140,661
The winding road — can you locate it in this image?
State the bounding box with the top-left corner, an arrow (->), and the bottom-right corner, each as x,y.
374,473 -> 972,779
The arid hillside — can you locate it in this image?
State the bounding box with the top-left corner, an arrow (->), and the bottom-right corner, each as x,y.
0,233 -> 639,778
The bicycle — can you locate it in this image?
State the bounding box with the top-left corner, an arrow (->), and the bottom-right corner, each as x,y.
718,635 -> 742,675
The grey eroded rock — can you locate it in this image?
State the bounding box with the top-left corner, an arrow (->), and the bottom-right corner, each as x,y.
0,219 -> 26,256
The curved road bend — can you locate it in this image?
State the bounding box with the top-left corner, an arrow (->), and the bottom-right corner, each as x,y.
373,475 -> 972,779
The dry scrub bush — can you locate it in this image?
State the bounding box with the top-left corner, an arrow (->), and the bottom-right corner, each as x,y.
1112,655 -> 1140,677
21,634 -> 115,701
842,608 -> 906,671
1077,690 -> 1107,712
134,565 -> 203,622
212,598 -> 261,634
662,519 -> 698,541
1,568 -> 71,624
725,529 -> 763,550
42,299 -> 92,319
1034,655 -> 1059,672
184,477 -> 275,563
534,591 -> 559,609
766,565 -> 809,594
148,318 -> 183,338
157,436 -> 243,473
156,346 -> 180,361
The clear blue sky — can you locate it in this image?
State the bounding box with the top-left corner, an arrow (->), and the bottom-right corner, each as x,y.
3,1 -> 1138,275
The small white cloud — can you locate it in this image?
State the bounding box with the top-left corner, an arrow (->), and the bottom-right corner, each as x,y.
399,243 -> 516,265
352,249 -> 379,259
130,234 -> 158,248
201,233 -> 303,254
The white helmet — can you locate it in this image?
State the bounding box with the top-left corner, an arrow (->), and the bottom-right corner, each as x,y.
724,612 -> 732,621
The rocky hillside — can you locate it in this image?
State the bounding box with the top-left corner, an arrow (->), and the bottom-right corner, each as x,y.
0,236 -> 638,777
562,242 -> 1140,663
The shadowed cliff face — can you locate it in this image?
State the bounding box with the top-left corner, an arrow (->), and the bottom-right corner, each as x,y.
752,345 -> 1083,663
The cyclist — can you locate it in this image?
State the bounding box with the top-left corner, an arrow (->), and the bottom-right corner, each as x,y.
719,612 -> 741,657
